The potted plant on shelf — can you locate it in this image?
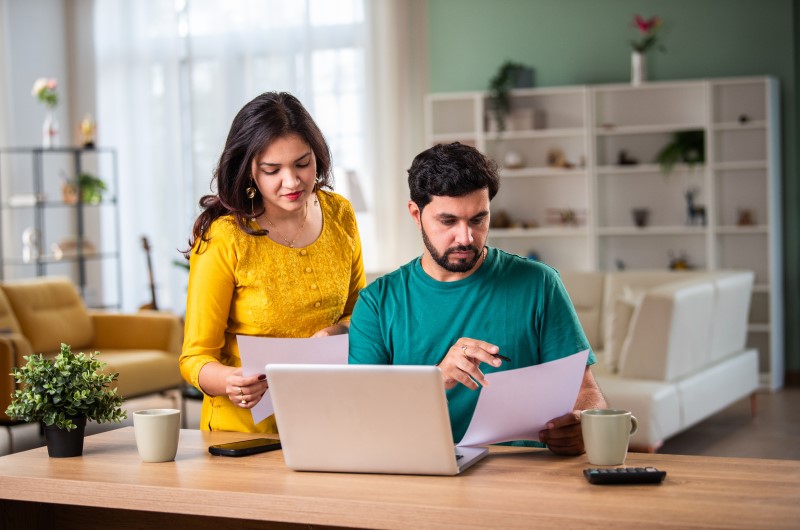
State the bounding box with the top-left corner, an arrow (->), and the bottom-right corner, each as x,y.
655,130 -> 705,175
62,172 -> 108,205
487,60 -> 534,134
5,343 -> 126,457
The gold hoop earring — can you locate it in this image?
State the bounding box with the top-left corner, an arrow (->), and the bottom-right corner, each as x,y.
313,177 -> 319,206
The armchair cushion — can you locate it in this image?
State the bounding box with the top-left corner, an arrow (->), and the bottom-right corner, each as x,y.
0,288 -> 22,334
0,277 -> 92,353
89,311 -> 182,353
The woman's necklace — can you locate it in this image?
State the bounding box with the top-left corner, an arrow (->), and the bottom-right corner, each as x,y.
264,201 -> 309,248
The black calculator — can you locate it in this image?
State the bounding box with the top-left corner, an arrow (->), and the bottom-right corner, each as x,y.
584,466 -> 667,485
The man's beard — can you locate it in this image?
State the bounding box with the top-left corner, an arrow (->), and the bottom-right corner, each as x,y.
421,224 -> 483,273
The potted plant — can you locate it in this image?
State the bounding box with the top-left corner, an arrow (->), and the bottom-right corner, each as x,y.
62,172 -> 108,205
5,343 -> 126,457
487,60 -> 534,134
655,130 -> 705,175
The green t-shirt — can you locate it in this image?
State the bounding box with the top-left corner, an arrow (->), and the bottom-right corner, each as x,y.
349,247 -> 595,445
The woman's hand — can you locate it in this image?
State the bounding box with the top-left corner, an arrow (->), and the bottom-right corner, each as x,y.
225,367 -> 268,409
197,362 -> 268,409
311,323 -> 350,337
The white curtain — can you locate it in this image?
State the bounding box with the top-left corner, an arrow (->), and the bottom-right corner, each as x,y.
93,0 -> 391,313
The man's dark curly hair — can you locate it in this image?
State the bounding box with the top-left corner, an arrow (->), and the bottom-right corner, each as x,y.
407,142 -> 499,210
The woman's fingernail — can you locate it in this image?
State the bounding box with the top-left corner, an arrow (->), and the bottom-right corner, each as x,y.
258,374 -> 266,381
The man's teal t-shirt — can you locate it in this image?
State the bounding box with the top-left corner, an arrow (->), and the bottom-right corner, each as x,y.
348,247 -> 595,445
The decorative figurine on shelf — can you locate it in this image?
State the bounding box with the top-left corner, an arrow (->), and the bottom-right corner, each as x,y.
738,114 -> 750,125
737,208 -> 755,226
615,259 -> 626,271
79,114 -> 97,149
546,148 -> 575,169
631,207 -> 650,228
490,210 -> 512,229
617,149 -> 639,166
684,187 -> 706,226
545,208 -> 586,227
21,227 -> 40,263
503,150 -> 525,169
668,250 -> 692,270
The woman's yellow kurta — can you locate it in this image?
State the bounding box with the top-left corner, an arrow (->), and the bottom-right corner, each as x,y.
180,191 -> 365,432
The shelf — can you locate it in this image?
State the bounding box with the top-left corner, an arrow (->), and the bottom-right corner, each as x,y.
752,284 -> 770,293
712,160 -> 767,171
486,128 -> 585,140
716,225 -> 769,235
500,167 -> 586,178
3,252 -> 120,266
595,123 -> 705,136
713,120 -> 767,131
596,163 -> 704,175
429,133 -> 477,144
490,227 -> 589,238
598,226 -> 707,236
0,147 -> 122,309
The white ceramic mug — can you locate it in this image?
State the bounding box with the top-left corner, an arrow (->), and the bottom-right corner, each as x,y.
581,409 -> 638,466
133,409 -> 181,463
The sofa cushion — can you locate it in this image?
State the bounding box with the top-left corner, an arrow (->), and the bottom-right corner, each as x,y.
618,279 -> 715,381
677,348 -> 759,430
708,272 -> 754,364
592,373 -> 682,450
0,277 -> 93,353
603,286 -> 645,373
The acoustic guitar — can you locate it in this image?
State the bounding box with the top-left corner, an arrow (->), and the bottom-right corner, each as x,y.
139,236 -> 158,311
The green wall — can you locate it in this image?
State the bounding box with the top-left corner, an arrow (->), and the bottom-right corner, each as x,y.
427,0 -> 799,380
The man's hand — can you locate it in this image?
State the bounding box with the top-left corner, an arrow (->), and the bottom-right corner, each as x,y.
437,338 -> 504,390
539,366 -> 607,455
539,410 -> 584,455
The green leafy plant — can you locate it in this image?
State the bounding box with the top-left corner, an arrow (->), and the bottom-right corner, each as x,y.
656,130 -> 705,175
488,60 -> 533,134
5,343 -> 126,431
77,172 -> 108,204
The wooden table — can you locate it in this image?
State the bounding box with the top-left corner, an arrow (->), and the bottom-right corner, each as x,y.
1,428 -> 799,529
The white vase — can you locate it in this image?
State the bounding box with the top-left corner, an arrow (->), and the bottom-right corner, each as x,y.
631,51 -> 646,86
42,110 -> 59,148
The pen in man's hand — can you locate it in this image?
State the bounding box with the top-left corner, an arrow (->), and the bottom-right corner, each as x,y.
493,353 -> 512,362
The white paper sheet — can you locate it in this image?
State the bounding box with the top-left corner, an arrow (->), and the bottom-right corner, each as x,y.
458,349 -> 590,447
237,334 -> 349,424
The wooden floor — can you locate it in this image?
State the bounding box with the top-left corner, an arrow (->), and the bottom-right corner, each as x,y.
658,387 -> 800,460
3,387 -> 800,460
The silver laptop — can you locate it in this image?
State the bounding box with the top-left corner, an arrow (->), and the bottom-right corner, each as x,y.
265,364 -> 489,475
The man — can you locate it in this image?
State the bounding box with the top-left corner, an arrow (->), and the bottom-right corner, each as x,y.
349,142 -> 607,455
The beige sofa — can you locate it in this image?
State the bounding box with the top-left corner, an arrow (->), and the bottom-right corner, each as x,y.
0,277 -> 183,452
561,270 -> 758,452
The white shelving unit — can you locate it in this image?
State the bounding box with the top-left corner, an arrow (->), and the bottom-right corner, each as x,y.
424,76 -> 783,390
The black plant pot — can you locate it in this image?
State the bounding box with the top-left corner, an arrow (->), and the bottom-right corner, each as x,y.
43,417 -> 87,458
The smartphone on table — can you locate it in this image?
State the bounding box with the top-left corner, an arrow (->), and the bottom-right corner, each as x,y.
208,438 -> 282,457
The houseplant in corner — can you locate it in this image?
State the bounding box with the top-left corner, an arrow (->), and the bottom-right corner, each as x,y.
5,343 -> 126,457
487,60 -> 534,134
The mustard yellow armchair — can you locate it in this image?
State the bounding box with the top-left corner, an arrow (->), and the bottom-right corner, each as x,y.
1,277 -> 183,450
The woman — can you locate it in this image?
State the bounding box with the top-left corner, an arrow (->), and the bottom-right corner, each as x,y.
180,92 -> 365,433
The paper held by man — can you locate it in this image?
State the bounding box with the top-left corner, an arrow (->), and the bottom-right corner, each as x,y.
238,334 -> 588,445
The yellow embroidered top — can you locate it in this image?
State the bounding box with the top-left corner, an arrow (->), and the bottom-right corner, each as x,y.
180,191 -> 365,433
